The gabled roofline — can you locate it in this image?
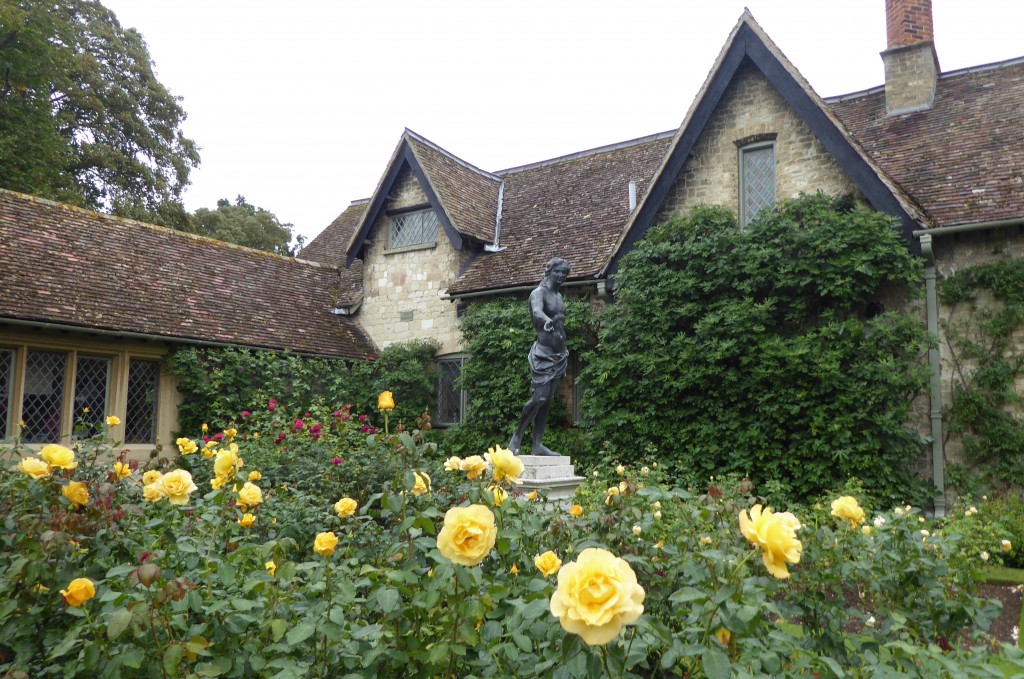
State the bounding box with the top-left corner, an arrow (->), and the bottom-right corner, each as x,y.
345,132 -> 464,267
495,130 -> 676,176
601,11 -> 929,279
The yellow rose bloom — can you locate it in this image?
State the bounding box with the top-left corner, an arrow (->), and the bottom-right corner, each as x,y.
106,415 -> 121,427
176,437 -> 198,455
510,564 -> 519,574
1001,539 -> 1012,552
436,504 -> 497,566
739,504 -> 803,579
213,448 -> 243,480
830,496 -> 866,529
615,464 -> 625,475
113,462 -> 132,480
528,490 -> 539,501
549,547 -> 645,646
265,560 -> 277,576
490,485 -> 508,506
485,445 -> 524,485
534,550 -> 562,577
443,456 -> 463,472
143,471 -> 162,487
39,444 -> 77,471
16,457 -> 50,479
314,531 -> 338,556
158,469 -> 198,506
334,497 -> 358,519
605,487 -> 620,505
62,481 -> 89,508
60,578 -> 96,607
412,471 -> 431,496
236,482 -> 263,509
378,390 -> 395,411
569,504 -> 583,517
202,423 -> 209,432
224,428 -> 237,440
210,475 -> 227,490
248,470 -> 262,481
237,513 -> 256,527
460,455 -> 489,480
143,482 -> 165,502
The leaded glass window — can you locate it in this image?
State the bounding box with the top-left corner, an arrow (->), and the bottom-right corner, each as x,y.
22,350 -> 66,442
125,359 -> 159,444
436,356 -> 466,426
740,143 -> 776,227
0,349 -> 13,438
388,209 -> 439,249
74,356 -> 110,438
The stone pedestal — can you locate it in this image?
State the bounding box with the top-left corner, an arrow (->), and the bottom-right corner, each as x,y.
517,455 -> 585,506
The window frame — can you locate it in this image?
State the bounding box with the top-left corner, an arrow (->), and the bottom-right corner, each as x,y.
435,354 -> 467,427
0,347 -> 14,439
387,207 -> 440,250
738,140 -> 777,228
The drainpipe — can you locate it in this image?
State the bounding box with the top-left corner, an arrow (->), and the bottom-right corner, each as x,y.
919,233 -> 945,517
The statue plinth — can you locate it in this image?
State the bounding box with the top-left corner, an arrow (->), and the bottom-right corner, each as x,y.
517,455 -> 585,506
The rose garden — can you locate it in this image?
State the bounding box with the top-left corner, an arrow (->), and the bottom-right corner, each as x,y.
3,199 -> 1024,677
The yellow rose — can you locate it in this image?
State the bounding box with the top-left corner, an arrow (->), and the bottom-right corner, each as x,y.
460,455 -> 489,480
202,423 -> 209,432
436,504 -> 497,566
143,482 -> 165,502
509,564 -> 519,574
378,390 -> 395,411
412,471 -> 431,496
334,497 -> 358,518
210,475 -> 227,490
113,462 -> 132,480
106,415 -> 121,427
569,504 -> 583,517
485,445 -> 524,485
528,490 -> 539,501
549,547 -> 645,646
615,464 -> 625,476
739,504 -> 803,579
39,444 -> 77,471
265,560 -> 277,576
62,481 -> 89,508
224,428 -> 237,440
158,469 -> 198,506
248,470 -> 262,481
490,485 -> 508,506
60,578 -> 96,607
314,531 -> 338,556
237,482 -> 263,508
444,456 -> 463,472
16,457 -> 50,479
534,550 -> 562,577
237,513 -> 256,527
213,448 -> 243,480
605,487 -> 620,505
830,496 -> 866,529
1002,539 -> 1012,552
176,437 -> 198,455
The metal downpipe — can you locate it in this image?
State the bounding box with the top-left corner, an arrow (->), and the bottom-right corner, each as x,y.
919,233 -> 946,517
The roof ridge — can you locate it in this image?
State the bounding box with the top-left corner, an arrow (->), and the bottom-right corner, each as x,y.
495,130 -> 676,175
403,129 -> 501,181
0,187 -> 324,267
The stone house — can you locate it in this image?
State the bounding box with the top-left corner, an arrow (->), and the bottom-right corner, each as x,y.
2,1 -> 1022,507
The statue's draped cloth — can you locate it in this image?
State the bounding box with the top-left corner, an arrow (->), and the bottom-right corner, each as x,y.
528,342 -> 569,389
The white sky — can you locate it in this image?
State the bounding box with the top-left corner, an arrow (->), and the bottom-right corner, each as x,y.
101,1 -> 1024,245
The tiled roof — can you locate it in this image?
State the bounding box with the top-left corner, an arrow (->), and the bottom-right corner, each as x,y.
446,133 -> 673,294
406,131 -> 501,244
299,202 -> 365,305
828,58 -> 1024,228
0,190 -> 377,360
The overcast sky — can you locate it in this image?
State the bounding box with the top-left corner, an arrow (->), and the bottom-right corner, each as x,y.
101,1 -> 1024,246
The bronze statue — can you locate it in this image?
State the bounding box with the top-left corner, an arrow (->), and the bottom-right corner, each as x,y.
509,257 -> 570,457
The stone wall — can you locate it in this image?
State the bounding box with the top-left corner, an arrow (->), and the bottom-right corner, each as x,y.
358,167 -> 467,355
658,63 -> 858,222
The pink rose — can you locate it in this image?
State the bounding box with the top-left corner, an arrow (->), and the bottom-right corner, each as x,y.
241,411 -> 251,418
268,399 -> 277,412
293,419 -> 304,430
358,414 -> 368,422
331,457 -> 343,465
213,432 -> 224,442
275,433 -> 286,444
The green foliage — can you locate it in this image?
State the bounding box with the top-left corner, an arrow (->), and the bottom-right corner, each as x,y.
192,196 -> 302,256
444,297 -> 594,456
0,0 -> 199,223
168,340 -> 439,436
940,258 -> 1024,486
583,195 -> 931,503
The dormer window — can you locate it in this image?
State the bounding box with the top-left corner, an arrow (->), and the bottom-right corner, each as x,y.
388,208 -> 439,249
738,140 -> 776,227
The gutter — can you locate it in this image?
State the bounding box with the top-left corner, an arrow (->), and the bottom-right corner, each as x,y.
442,278 -> 607,301
912,216 -> 1022,517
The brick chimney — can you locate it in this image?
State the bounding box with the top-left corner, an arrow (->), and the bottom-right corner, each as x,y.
881,0 -> 939,115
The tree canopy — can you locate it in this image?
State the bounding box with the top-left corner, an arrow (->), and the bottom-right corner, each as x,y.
0,0 -> 199,225
192,196 -> 302,256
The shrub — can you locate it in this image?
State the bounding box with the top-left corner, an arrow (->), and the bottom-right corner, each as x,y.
583,195 -> 932,503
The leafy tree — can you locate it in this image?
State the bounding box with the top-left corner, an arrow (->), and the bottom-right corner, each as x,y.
191,196 -> 303,256
583,194 -> 932,503
0,0 -> 199,225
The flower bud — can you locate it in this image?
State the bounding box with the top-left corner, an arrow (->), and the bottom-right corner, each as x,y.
137,563 -> 162,587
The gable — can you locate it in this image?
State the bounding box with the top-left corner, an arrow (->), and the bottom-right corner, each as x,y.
656,62 -> 859,222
